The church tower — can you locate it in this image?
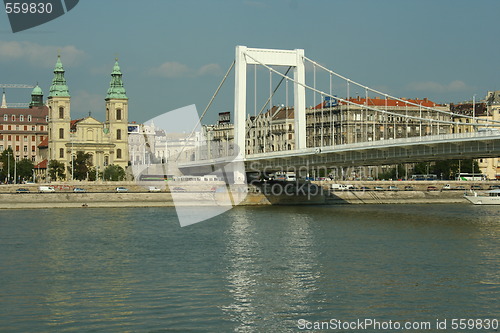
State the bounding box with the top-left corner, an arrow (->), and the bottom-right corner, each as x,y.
47,55 -> 71,174
29,84 -> 44,108
105,59 -> 129,168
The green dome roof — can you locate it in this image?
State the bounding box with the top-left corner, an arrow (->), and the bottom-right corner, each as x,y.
106,59 -> 128,100
31,84 -> 43,96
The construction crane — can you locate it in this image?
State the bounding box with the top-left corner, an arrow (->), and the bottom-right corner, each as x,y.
1,84 -> 36,108
0,84 -> 35,88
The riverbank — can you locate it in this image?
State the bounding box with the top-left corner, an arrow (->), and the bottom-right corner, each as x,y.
0,180 -> 493,209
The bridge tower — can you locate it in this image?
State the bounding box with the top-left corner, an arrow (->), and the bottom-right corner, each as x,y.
234,46 -> 307,160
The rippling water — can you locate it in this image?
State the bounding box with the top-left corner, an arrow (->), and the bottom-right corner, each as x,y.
0,205 -> 498,332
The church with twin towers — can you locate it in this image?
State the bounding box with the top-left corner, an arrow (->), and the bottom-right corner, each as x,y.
40,55 -> 130,174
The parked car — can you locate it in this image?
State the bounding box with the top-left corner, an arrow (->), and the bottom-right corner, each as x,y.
404,185 -> 414,191
455,185 -> 466,190
360,186 -> 371,190
427,186 -> 438,191
375,186 -> 384,191
470,185 -> 483,190
388,186 -> 399,191
115,187 -> 129,192
489,185 -> 500,190
16,188 -> 30,193
73,188 -> 86,193
172,187 -> 186,192
442,184 -> 451,190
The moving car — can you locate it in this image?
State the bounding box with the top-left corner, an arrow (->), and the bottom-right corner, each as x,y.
115,187 -> 128,192
16,188 -> 30,193
39,186 -> 55,193
148,186 -> 161,192
73,188 -> 86,193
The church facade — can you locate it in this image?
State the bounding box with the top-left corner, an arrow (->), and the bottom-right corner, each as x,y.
39,56 -> 129,178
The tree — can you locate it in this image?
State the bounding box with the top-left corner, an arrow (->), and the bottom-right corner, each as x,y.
68,151 -> 93,180
103,164 -> 126,181
48,160 -> 66,181
0,148 -> 14,183
16,159 -> 35,182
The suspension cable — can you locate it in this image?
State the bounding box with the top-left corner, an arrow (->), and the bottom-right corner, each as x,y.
244,52 -> 499,127
303,56 -> 500,125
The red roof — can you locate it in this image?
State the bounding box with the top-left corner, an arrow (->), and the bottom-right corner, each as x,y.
34,159 -> 48,169
314,97 -> 442,109
38,137 -> 48,148
70,118 -> 84,131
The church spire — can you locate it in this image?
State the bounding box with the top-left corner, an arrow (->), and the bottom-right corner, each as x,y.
49,55 -> 70,98
1,89 -> 7,108
106,59 -> 128,100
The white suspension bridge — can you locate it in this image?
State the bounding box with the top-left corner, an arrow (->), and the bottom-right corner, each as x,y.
172,46 -> 500,178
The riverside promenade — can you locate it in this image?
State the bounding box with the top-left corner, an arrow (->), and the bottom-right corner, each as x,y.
0,180 -> 495,209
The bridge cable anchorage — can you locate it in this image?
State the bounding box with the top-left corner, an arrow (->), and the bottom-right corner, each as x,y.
244,52 -> 499,127
175,60 -> 235,162
302,56 -> 500,126
245,66 -> 292,137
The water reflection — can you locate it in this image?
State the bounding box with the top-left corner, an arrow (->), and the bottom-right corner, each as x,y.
222,208 -> 323,331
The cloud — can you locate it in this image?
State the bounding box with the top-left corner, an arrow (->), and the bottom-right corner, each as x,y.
149,62 -> 222,78
0,40 -> 85,67
406,80 -> 468,93
198,63 -> 222,76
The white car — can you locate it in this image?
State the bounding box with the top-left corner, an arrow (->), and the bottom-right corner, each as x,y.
115,187 -> 128,192
148,186 -> 161,192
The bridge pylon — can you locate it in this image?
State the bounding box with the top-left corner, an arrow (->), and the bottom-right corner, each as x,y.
234,46 -> 307,162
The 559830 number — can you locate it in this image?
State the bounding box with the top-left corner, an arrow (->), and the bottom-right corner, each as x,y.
5,2 -> 53,14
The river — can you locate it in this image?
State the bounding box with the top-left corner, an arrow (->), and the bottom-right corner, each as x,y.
0,204 -> 498,332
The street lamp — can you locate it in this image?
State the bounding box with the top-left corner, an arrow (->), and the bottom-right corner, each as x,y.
6,151 -> 10,184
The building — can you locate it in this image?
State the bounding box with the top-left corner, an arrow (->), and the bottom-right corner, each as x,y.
0,86 -> 49,163
38,56 -> 129,180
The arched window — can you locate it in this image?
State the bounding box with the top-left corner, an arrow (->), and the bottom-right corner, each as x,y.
59,128 -> 64,139
116,109 -> 122,120
116,129 -> 122,140
116,149 -> 122,159
59,107 -> 64,119
59,148 -> 64,158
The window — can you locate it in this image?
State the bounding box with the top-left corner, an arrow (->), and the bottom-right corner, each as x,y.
116,129 -> 122,140
32,156 -> 36,162
45,116 -> 49,122
0,135 -> 2,139
59,107 -> 64,119
3,114 -> 7,121
104,156 -> 109,166
117,149 -> 122,159
116,109 -> 122,120
28,115 -> 32,122
59,148 -> 64,158
40,126 -> 44,131
20,115 -> 24,121
8,135 -> 11,141
8,125 -> 11,130
16,145 -> 19,151
0,145 -> 3,152
32,126 -> 35,131
32,136 -> 35,141
32,145 -> 35,152
16,135 -> 19,141
0,125 -> 2,130
24,136 -> 27,140
16,125 -> 19,131
59,128 -> 64,139
23,146 -> 27,152
11,115 -> 15,121
24,126 -> 27,131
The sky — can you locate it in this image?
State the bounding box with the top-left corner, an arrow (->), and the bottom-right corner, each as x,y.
1,0 -> 499,125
